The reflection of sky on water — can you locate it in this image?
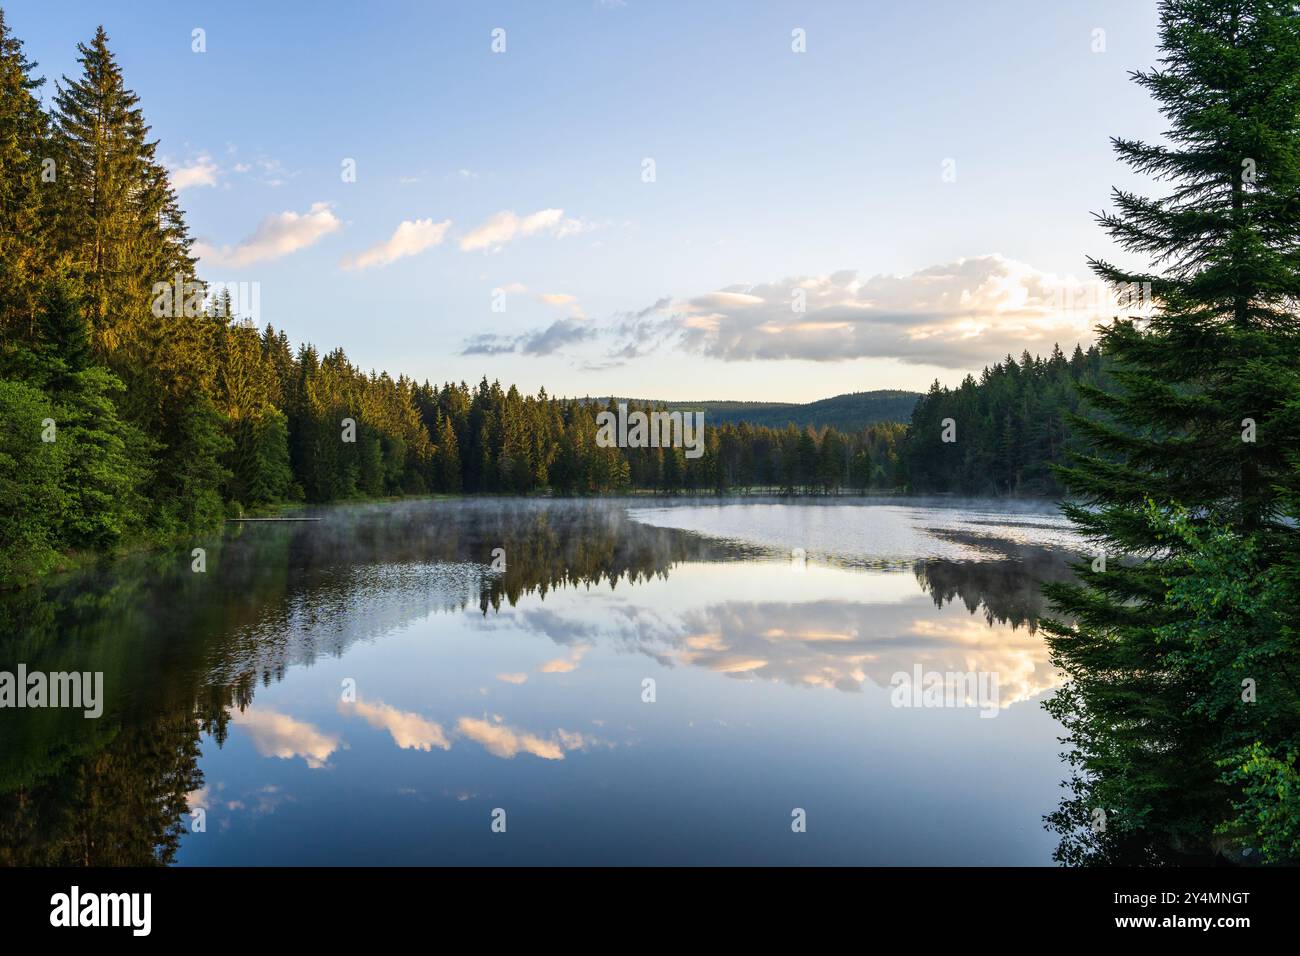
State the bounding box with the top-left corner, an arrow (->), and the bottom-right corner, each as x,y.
477,562 -> 1062,706
174,502 -> 1073,865
628,498 -> 1083,563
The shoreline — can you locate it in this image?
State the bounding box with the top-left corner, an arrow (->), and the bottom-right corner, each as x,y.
5,490 -> 1067,592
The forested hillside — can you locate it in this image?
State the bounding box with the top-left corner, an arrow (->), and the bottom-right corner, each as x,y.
905,345 -> 1108,496
615,390 -> 921,431
412,383 -> 907,498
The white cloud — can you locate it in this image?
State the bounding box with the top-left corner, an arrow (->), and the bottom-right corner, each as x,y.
539,658 -> 578,674
538,645 -> 589,673
341,698 -> 451,751
221,153 -> 294,186
230,707 -> 340,769
459,207 -> 590,252
455,716 -> 590,760
619,255 -> 1109,369
168,155 -> 219,191
194,201 -> 341,268
340,218 -> 451,271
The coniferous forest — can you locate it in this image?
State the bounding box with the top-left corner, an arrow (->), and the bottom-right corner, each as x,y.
903,344 -> 1109,496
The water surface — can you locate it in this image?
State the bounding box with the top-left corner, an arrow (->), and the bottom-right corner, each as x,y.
0,497 -> 1082,865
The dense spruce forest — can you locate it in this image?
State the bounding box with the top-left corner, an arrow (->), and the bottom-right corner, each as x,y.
904,344 -> 1108,496
629,389 -> 922,431
415,382 -> 910,498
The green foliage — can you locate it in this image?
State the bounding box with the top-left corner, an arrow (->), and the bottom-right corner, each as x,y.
0,9 -> 51,338
1220,744 -> 1300,863
53,366 -> 150,549
0,380 -> 65,583
0,20 -> 444,585
1042,0 -> 1300,865
411,379 -> 908,496
247,407 -> 292,505
905,345 -> 1107,495
152,392 -> 231,536
1155,507 -> 1300,863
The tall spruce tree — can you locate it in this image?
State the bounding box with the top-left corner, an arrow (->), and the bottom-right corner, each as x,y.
48,27 -> 212,437
1043,0 -> 1300,864
47,26 -> 244,540
33,279 -> 150,550
0,8 -> 51,340
49,27 -> 193,343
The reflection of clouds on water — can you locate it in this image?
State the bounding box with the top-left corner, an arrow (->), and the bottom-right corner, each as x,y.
538,645 -> 589,673
230,707 -> 341,768
903,618 -> 1061,706
187,781 -> 294,833
488,563 -> 1062,709
223,784 -> 292,819
333,696 -> 604,761
682,603 -> 1059,706
340,698 -> 451,751
242,784 -> 293,817
454,715 -> 597,760
4,498 -> 1079,867
205,500 -> 1075,717
475,603 -> 681,668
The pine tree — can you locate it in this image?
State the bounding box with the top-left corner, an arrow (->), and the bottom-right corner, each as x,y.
1043,0 -> 1300,864
247,407 -> 292,505
0,9 -> 52,340
155,392 -> 231,533
35,282 -> 150,548
49,27 -> 195,353
46,27 -> 218,536
434,415 -> 462,492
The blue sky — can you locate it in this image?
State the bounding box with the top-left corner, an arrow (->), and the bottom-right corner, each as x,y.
6,0 -> 1165,401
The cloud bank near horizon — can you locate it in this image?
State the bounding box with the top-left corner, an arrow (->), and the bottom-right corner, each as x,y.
460,254 -> 1112,372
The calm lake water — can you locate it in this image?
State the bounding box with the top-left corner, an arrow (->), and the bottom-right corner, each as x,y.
0,497 -> 1083,865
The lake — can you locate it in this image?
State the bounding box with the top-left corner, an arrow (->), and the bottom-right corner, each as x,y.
0,497 -> 1083,865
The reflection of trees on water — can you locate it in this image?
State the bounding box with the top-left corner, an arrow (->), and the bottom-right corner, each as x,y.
0,710 -> 201,866
913,531 -> 1079,631
467,502 -> 748,612
0,500 -> 731,864
0,499 -> 1073,865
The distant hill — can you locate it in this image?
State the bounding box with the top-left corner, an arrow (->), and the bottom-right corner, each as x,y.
599,390 -> 921,431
